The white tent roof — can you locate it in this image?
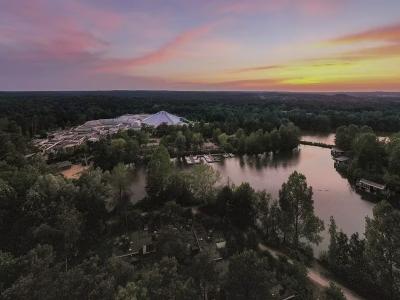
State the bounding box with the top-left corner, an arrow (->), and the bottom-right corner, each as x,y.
142,111 -> 185,127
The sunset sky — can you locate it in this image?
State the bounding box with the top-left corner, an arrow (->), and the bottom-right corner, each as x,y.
1,0 -> 399,91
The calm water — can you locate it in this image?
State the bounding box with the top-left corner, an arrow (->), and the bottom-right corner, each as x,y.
301,132 -> 335,145
130,133 -> 375,255
210,145 -> 374,254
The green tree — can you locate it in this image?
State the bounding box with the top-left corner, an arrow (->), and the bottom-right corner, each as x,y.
215,185 -> 233,217
107,163 -> 132,228
108,163 -> 131,208
146,145 -> 172,200
111,138 -> 127,164
133,257 -> 193,300
324,282 -> 346,300
175,131 -> 187,157
155,228 -> 187,263
23,174 -> 77,226
56,204 -> 82,261
385,138 -> 400,191
279,171 -> 324,248
270,129 -> 281,153
254,191 -> 277,242
0,179 -> 16,242
225,250 -> 273,300
0,251 -> 19,293
347,232 -> 369,291
279,123 -> 300,151
191,132 -> 204,151
352,132 -> 386,175
115,282 -> 148,300
327,217 -> 338,267
187,164 -> 219,204
75,169 -> 111,240
1,244 -> 60,300
227,183 -> 256,229
365,201 -> 400,300
162,172 -> 194,205
190,251 -> 218,299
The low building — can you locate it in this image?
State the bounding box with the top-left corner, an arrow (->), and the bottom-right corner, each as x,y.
356,178 -> 387,195
331,147 -> 346,157
33,111 -> 188,155
333,156 -> 350,168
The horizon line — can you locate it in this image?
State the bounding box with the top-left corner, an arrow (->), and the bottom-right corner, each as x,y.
1,89 -> 399,94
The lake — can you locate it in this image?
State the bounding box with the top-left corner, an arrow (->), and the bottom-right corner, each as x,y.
130,133 -> 375,256
210,144 -> 374,254
301,132 -> 336,145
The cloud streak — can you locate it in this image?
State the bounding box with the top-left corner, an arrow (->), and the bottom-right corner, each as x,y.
231,64 -> 284,73
0,0 -> 399,91
218,0 -> 344,16
98,23 -> 216,72
329,23 -> 400,44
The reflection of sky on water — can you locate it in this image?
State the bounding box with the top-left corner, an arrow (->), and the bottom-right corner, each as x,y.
301,132 -> 336,145
211,145 -> 374,256
129,135 -> 375,256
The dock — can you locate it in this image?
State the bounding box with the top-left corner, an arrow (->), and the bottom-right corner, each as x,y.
184,155 -> 203,165
184,153 -> 234,165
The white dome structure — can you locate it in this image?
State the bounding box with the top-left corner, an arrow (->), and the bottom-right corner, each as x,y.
142,111 -> 186,127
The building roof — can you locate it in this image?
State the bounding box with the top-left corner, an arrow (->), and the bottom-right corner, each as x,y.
358,178 -> 386,190
142,111 -> 185,127
334,156 -> 350,162
216,241 -> 226,249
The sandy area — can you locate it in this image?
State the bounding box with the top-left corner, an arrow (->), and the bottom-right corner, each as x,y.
61,164 -> 89,179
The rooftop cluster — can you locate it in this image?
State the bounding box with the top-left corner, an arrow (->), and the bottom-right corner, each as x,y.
33,111 -> 187,154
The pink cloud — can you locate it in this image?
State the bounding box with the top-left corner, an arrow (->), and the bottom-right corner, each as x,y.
219,0 -> 288,14
0,0 -> 113,62
299,0 -> 343,15
329,23 -> 400,44
231,64 -> 284,73
66,1 -> 124,31
218,0 -> 343,16
98,23 -> 216,72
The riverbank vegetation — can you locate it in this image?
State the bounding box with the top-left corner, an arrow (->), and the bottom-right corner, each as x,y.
323,201 -> 400,300
335,124 -> 400,197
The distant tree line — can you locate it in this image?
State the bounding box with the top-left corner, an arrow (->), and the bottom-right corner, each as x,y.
2,91 -> 400,137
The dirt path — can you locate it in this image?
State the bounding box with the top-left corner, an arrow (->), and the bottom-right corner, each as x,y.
258,244 -> 365,300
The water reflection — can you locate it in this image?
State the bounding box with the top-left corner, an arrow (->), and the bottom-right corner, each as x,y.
129,142 -> 375,256
301,132 -> 335,145
210,145 -> 374,255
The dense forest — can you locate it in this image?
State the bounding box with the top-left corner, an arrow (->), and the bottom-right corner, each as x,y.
2,91 -> 400,136
1,91 -> 400,299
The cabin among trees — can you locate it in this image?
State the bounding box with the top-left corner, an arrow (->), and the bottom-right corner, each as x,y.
356,179 -> 388,196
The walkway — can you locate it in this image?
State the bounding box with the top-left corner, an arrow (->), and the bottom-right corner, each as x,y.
258,244 -> 365,300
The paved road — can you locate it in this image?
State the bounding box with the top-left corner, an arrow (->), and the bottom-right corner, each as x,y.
258,244 -> 365,300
